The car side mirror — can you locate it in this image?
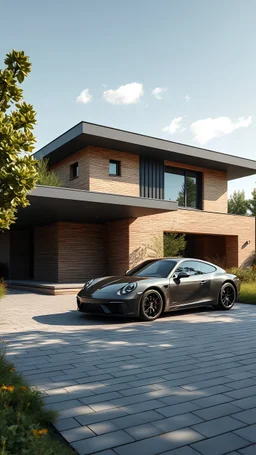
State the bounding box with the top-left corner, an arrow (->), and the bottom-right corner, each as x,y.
173,271 -> 190,281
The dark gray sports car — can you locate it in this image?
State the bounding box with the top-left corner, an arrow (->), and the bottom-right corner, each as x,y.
77,258 -> 240,321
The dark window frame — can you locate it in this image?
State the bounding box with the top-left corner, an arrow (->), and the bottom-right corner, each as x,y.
70,162 -> 79,180
109,159 -> 121,177
164,166 -> 202,210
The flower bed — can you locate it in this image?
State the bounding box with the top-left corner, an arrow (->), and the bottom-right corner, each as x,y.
0,346 -> 75,455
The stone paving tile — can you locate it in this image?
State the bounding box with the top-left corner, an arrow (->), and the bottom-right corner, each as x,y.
125,423 -> 162,440
193,403 -> 242,421
153,413 -> 203,433
234,424 -> 256,443
191,416 -> 246,438
233,396 -> 256,410
239,445 -> 256,455
88,421 -> 119,435
61,425 -> 95,442
114,428 -> 204,455
157,402 -> 201,418
233,408 -> 256,425
191,433 -> 250,455
157,447 -> 202,455
71,430 -> 134,455
110,410 -> 164,429
54,417 -> 81,432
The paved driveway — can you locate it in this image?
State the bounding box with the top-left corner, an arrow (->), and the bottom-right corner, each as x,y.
1,291 -> 256,455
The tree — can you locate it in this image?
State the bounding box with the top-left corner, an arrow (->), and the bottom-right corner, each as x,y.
36,158 -> 62,186
164,232 -> 187,257
248,189 -> 256,216
0,50 -> 38,230
147,233 -> 187,258
228,190 -> 248,215
177,177 -> 197,207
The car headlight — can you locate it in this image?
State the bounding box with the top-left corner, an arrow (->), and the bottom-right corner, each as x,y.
83,279 -> 94,290
117,282 -> 137,295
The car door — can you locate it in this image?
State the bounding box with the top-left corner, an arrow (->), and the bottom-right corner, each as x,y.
168,260 -> 208,307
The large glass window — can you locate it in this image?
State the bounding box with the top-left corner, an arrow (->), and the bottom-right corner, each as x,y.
164,167 -> 202,209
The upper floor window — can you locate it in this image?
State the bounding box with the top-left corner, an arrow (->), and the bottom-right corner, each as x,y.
164,167 -> 202,209
109,160 -> 121,176
70,162 -> 79,179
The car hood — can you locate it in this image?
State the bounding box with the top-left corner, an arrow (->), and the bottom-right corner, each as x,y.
78,275 -> 153,298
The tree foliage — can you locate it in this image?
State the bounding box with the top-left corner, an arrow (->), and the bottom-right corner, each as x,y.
248,189 -> 256,217
228,190 -> 248,215
164,232 -> 187,257
36,158 -> 62,187
0,50 -> 38,230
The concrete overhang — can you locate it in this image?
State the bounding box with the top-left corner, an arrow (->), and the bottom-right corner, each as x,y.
34,122 -> 256,180
13,185 -> 178,229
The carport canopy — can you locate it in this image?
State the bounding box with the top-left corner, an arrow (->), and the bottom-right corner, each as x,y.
13,185 -> 178,228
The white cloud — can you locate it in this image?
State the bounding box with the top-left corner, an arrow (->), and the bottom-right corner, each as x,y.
103,82 -> 144,105
76,88 -> 92,104
185,94 -> 191,102
191,116 -> 252,145
152,87 -> 167,100
162,117 -> 185,134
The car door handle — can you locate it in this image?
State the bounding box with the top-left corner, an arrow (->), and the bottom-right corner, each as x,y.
200,280 -> 206,285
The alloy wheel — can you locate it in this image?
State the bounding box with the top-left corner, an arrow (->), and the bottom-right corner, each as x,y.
220,284 -> 236,308
143,292 -> 162,319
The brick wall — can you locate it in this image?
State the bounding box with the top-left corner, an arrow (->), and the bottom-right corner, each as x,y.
105,219 -> 131,275
57,222 -> 106,282
128,210 -> 255,269
164,160 -> 227,213
87,146 -> 140,196
51,148 -> 89,190
34,224 -> 58,281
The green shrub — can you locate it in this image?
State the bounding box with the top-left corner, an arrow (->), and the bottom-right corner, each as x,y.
228,266 -> 256,283
0,347 -> 74,454
240,282 -> 256,304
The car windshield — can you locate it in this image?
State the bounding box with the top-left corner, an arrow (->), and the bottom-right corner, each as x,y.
132,259 -> 177,278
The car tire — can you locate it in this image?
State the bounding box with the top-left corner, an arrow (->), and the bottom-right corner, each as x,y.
217,282 -> 236,310
140,289 -> 164,321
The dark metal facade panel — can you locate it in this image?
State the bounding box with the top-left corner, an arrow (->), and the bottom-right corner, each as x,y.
140,157 -> 164,199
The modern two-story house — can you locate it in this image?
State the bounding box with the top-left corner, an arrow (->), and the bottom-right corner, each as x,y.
1,121 -> 256,286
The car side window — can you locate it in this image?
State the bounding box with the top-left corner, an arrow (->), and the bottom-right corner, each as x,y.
198,262 -> 216,274
176,260 -> 216,276
176,261 -> 202,276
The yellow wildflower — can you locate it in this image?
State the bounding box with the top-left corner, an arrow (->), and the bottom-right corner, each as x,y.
38,429 -> 48,435
1,385 -> 14,392
9,367 -> 15,372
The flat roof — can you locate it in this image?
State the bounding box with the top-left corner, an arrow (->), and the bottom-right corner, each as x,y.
34,121 -> 256,180
13,185 -> 177,229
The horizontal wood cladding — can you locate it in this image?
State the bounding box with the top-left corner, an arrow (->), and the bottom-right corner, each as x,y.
140,157 -> 164,199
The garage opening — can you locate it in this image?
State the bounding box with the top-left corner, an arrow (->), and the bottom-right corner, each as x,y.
164,232 -> 238,269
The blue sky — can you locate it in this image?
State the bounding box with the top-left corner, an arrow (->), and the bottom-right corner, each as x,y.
1,0 -> 256,196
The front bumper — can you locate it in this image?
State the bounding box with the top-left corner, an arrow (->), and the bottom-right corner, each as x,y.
77,296 -> 139,317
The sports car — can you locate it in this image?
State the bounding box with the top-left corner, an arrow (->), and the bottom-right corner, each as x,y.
76,257 -> 240,321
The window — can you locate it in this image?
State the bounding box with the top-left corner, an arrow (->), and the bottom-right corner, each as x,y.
164,167 -> 202,209
109,160 -> 121,176
133,259 -> 177,278
70,162 -> 79,179
176,260 -> 216,276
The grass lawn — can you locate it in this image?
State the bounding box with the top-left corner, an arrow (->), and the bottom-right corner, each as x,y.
240,282 -> 256,304
0,281 -> 6,299
0,346 -> 75,455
